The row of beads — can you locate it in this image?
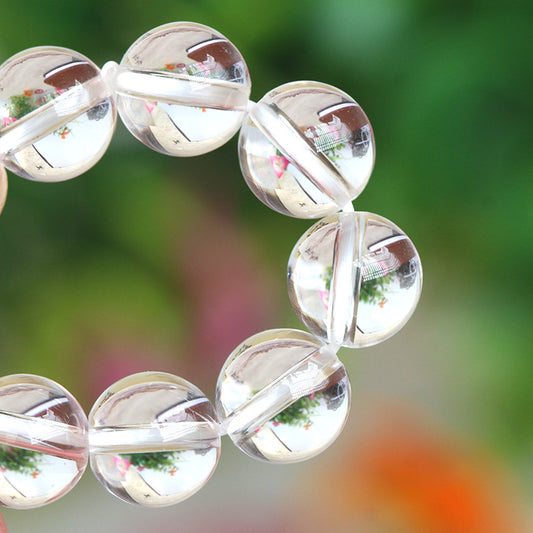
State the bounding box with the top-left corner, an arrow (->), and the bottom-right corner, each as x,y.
0,329 -> 348,509
0,22 -> 373,213
0,21 -> 422,348
0,21 -> 423,511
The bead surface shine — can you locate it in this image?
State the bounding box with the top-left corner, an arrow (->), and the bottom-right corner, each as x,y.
0,165 -> 6,214
216,329 -> 350,463
0,47 -> 116,182
239,81 -> 375,218
0,374 -> 88,509
288,212 -> 423,348
89,372 -> 220,507
114,22 -> 251,156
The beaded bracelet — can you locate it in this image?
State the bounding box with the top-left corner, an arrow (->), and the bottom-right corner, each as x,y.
0,22 -> 422,510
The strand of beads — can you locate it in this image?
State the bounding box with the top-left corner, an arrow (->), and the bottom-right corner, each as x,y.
0,21 -> 422,510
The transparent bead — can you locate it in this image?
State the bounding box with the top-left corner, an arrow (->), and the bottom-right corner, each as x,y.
89,372 -> 220,507
0,374 -> 88,509
239,81 -> 375,218
0,47 -> 116,182
288,211 -> 423,348
111,22 -> 251,156
216,329 -> 350,463
0,165 -> 6,214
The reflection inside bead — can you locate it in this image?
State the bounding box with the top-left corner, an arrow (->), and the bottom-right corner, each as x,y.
248,368 -> 350,461
0,443 -> 81,509
91,448 -> 218,505
356,224 -> 421,339
305,101 -> 371,163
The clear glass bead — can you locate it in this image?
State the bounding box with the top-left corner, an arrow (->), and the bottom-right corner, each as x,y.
0,165 -> 6,214
0,374 -> 88,509
288,212 -> 423,348
113,22 -> 251,156
239,81 -> 375,218
89,372 -> 220,507
0,47 -> 116,182
216,329 -> 350,463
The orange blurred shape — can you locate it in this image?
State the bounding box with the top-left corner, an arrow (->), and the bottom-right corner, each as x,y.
291,412 -> 530,533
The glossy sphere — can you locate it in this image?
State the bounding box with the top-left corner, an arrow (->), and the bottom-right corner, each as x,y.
216,329 -> 350,463
239,81 -> 375,218
114,22 -> 251,156
0,374 -> 88,509
89,372 -> 220,507
0,47 -> 116,182
0,165 -> 6,214
288,212 -> 423,348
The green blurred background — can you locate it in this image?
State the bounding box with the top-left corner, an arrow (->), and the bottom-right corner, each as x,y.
0,0 -> 531,531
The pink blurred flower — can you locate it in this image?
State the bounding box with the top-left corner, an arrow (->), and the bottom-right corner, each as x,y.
113,456 -> 131,477
177,208 -> 277,377
269,154 -> 290,178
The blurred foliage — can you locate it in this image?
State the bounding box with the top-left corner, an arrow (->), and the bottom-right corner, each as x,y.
122,451 -> 182,473
271,393 -> 321,427
0,445 -> 41,476
0,1 -> 531,528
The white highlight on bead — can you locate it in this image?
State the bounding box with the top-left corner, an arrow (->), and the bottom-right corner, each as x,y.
341,201 -> 355,213
327,212 -> 362,345
89,421 -> 219,453
0,410 -> 87,456
105,62 -> 249,111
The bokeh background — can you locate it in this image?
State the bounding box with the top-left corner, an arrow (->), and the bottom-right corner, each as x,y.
0,0 -> 532,531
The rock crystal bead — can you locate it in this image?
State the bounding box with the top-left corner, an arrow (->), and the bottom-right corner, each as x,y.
0,374 -> 88,509
239,81 -> 374,218
110,22 -> 251,156
288,211 -> 423,348
0,47 -> 116,181
216,329 -> 350,463
89,372 -> 220,507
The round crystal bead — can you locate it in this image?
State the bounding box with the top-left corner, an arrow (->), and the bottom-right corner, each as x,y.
288,211 -> 423,348
0,47 -> 116,181
112,22 -> 251,156
0,374 -> 88,509
239,81 -> 374,218
89,372 -> 220,507
216,329 -> 350,463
